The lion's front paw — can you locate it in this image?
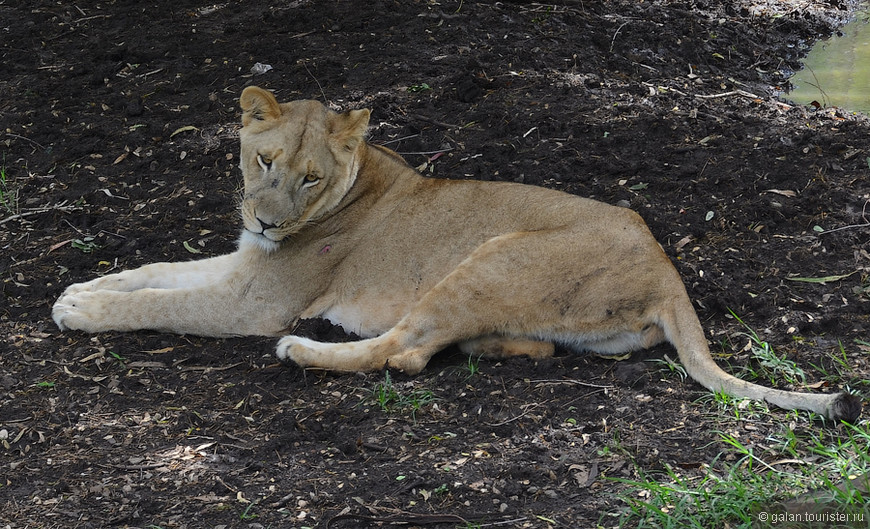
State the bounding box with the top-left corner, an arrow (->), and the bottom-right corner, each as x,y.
385,349 -> 428,375
59,279 -> 101,298
60,271 -> 141,298
275,336 -> 324,367
52,290 -> 117,332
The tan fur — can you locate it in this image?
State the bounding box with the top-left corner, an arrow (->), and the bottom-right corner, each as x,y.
53,86 -> 861,422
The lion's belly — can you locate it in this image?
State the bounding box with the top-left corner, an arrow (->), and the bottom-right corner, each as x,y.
320,295 -> 412,338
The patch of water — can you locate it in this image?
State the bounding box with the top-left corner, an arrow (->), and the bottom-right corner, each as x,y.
788,5 -> 870,114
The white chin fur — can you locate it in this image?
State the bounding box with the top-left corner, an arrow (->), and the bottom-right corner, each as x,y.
239,230 -> 281,253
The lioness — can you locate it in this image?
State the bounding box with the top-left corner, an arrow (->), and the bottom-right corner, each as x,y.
53,86 -> 861,422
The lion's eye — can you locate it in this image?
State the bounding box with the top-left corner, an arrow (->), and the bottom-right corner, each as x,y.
303,173 -> 320,186
257,154 -> 273,170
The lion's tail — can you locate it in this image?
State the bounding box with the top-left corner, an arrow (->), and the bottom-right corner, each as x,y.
659,297 -> 861,423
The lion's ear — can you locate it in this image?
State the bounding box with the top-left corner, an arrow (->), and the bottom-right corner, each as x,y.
240,86 -> 282,126
328,108 -> 371,153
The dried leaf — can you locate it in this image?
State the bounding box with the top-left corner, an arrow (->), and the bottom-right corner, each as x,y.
763,189 -> 797,197
170,125 -> 199,139
570,461 -> 599,488
144,346 -> 175,354
786,271 -> 856,284
698,134 -> 721,145
48,239 -> 74,252
674,236 -> 693,251
183,240 -> 202,254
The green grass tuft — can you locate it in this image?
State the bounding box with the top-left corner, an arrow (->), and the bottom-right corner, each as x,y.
611,417 -> 870,528
363,370 -> 437,423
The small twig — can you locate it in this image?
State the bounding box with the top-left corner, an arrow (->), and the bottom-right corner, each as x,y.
179,362 -> 243,373
819,199 -> 870,235
0,203 -> 81,226
139,68 -> 164,79
484,403 -> 540,427
818,222 -> 870,235
1,416 -> 33,424
377,134 -> 420,146
326,511 -> 468,529
408,113 -> 469,130
288,30 -> 317,40
111,461 -> 168,471
74,14 -> 111,23
610,21 -> 630,53
640,63 -> 661,73
396,148 -> 455,156
528,378 -> 614,389
300,60 -> 327,103
270,492 -> 295,509
642,82 -> 685,96
62,218 -> 86,235
478,518 -> 530,527
801,64 -> 830,108
695,89 -> 760,100
99,230 -> 127,241
4,132 -> 46,150
214,475 -> 238,494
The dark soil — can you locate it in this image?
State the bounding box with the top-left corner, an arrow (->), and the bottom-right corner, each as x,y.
2,1 -> 869,527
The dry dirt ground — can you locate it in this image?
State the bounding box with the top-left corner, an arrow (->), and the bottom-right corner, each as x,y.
2,1 -> 869,528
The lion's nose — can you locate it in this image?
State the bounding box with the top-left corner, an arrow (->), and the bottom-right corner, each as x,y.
256,217 -> 278,231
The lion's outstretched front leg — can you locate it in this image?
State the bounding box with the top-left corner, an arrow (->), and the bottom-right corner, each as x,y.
54,287 -> 214,334
53,254 -> 238,332
58,254 -> 238,296
52,282 -> 286,337
52,252 -> 289,337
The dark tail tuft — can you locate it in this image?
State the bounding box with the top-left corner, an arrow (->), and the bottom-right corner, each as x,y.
831,392 -> 863,424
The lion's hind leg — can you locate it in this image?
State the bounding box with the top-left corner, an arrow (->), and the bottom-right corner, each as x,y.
567,324 -> 666,357
459,336 -> 555,360
278,230 -> 579,374
277,335 -> 555,375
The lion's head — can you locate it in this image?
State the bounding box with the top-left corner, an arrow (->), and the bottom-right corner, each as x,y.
237,86 -> 371,251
